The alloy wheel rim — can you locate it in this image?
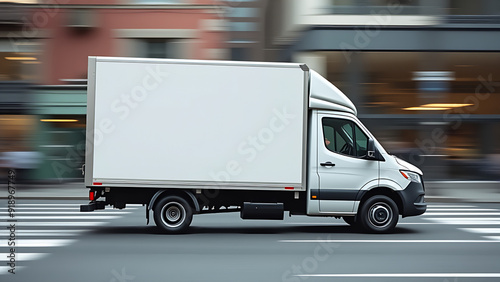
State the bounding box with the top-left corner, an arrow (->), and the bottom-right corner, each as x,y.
161,202 -> 186,228
368,202 -> 392,228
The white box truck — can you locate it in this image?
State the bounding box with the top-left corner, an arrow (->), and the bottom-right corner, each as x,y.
80,56 -> 426,233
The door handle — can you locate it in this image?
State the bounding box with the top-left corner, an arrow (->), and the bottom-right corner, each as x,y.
320,162 -> 335,167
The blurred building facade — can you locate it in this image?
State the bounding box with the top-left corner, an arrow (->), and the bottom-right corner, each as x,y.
267,0 -> 500,180
0,0 -> 227,181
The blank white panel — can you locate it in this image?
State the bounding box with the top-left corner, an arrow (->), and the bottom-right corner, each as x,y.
92,60 -> 306,185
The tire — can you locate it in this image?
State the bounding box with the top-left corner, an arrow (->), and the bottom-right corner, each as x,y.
359,195 -> 399,233
154,196 -> 193,233
342,216 -> 357,227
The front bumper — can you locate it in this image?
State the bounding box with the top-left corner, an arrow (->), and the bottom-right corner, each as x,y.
397,181 -> 426,217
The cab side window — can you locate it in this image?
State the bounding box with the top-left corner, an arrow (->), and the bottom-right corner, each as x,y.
322,117 -> 369,158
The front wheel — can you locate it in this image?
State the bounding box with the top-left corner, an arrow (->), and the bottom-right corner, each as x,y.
154,196 -> 193,233
359,195 -> 399,233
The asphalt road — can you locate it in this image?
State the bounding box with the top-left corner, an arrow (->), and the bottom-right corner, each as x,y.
2,200 -> 500,282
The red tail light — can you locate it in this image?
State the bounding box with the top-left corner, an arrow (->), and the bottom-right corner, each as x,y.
89,191 -> 95,201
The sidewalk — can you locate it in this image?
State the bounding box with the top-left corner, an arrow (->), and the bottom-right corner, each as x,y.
1,181 -> 500,203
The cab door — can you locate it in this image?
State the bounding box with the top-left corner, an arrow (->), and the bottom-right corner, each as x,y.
316,113 -> 379,213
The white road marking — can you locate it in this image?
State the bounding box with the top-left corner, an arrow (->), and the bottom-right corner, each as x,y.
426,208 -> 497,212
0,239 -> 75,247
16,204 -> 84,206
460,228 -> 500,234
0,216 -> 119,220
484,236 -> 500,241
296,273 -> 500,278
398,222 -> 435,225
0,253 -> 48,261
0,201 -> 131,275
0,231 -> 83,236
0,207 -> 137,210
1,211 -> 131,214
15,203 -> 142,207
279,239 -> 499,243
426,218 -> 500,225
0,222 -> 106,226
427,205 -> 476,208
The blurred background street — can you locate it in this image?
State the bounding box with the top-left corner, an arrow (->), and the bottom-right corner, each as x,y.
1,0 -> 500,190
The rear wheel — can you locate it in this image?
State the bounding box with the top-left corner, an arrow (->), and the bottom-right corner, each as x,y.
359,195 -> 398,233
154,196 -> 193,233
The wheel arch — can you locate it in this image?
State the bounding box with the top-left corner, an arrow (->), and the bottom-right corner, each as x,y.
357,187 -> 404,216
148,189 -> 200,213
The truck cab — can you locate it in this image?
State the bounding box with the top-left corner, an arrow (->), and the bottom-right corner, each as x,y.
306,70 -> 426,232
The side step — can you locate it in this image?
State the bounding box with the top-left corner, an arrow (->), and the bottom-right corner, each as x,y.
240,202 -> 284,220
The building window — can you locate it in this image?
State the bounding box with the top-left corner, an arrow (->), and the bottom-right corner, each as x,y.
228,7 -> 258,18
145,39 -> 172,59
132,0 -> 184,4
229,21 -> 257,32
449,0 -> 500,15
230,48 -> 250,61
329,0 -> 418,15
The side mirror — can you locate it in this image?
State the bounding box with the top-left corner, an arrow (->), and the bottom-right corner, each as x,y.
367,139 -> 376,159
366,139 -> 384,161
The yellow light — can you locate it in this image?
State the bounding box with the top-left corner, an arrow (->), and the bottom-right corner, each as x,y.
5,57 -> 38,61
421,103 -> 474,108
40,119 -> 78,122
403,107 -> 451,111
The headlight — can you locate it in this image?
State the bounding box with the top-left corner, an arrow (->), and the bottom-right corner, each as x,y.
400,170 -> 421,183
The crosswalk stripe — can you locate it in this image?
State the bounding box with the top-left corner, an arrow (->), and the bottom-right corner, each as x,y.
0,222 -> 106,226
424,212 -> 500,216
427,205 -> 476,208
0,239 -> 75,247
0,216 -> 119,220
16,203 -> 143,207
426,218 -> 500,225
1,211 -> 131,214
426,208 -> 497,212
0,207 -> 138,210
0,201 -> 134,275
0,253 -> 48,261
460,228 -> 500,234
427,217 -> 500,221
16,204 -> 82,206
1,229 -> 87,233
0,231 -> 83,236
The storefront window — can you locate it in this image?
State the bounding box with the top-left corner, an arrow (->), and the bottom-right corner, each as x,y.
323,51 -> 500,180
0,52 -> 40,81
